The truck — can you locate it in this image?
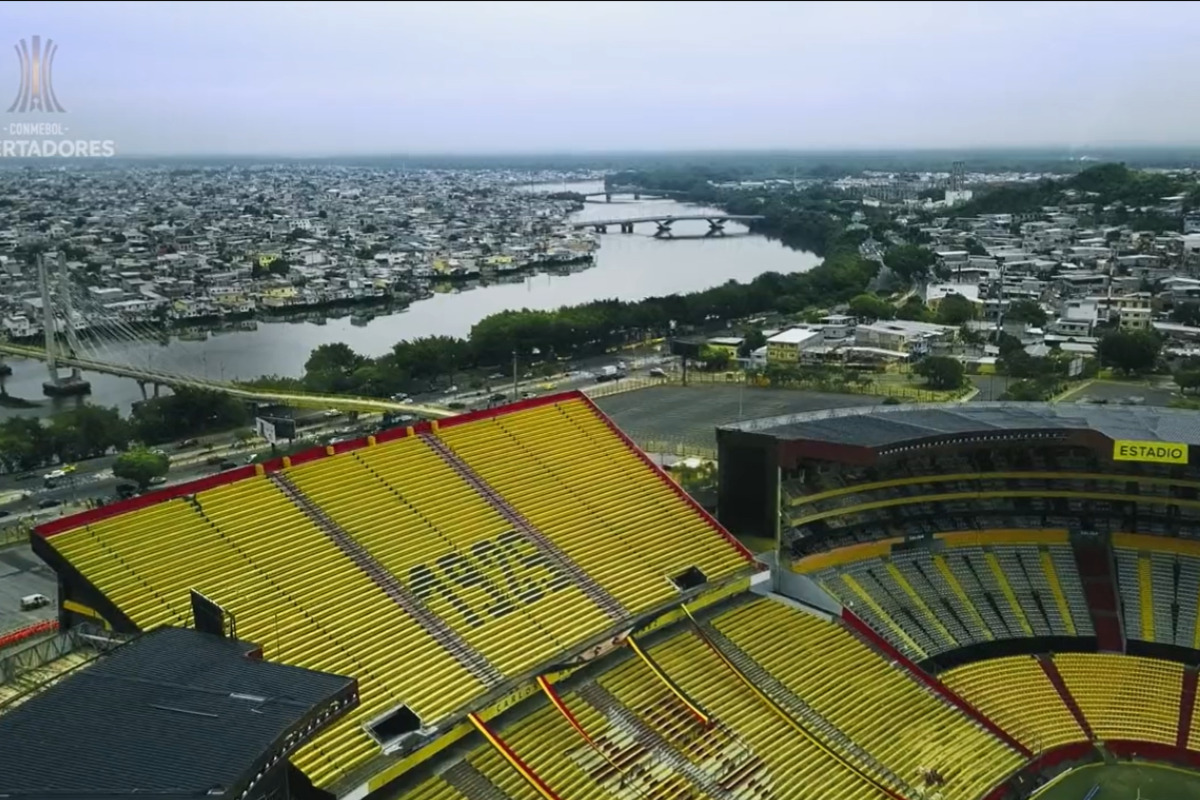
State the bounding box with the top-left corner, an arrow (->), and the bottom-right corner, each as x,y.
595,365 -> 625,383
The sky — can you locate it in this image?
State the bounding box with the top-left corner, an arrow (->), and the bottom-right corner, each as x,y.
4,0 -> 1200,156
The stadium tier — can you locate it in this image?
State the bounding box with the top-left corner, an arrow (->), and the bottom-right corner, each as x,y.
406,595 -> 1027,800
798,532 -> 1095,662
942,656 -> 1088,753
717,403 -> 1200,551
32,393 -> 756,791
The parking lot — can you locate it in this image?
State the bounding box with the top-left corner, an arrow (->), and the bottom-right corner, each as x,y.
1066,380 -> 1175,407
0,546 -> 57,634
596,384 -> 880,453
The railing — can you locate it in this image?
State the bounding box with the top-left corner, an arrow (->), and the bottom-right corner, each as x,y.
1,522 -> 30,549
0,619 -> 58,651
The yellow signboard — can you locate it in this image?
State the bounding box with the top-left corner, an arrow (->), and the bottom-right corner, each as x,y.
1112,440 -> 1189,465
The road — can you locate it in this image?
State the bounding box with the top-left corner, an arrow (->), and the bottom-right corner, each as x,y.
0,345 -> 672,531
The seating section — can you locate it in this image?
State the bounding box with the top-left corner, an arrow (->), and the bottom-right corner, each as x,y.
714,599 -> 1023,799
1054,653 -> 1183,745
942,656 -> 1086,753
810,542 -> 1093,661
44,396 -> 753,788
439,398 -> 748,614
1115,547 -> 1200,649
600,631 -> 887,800
286,434 -> 612,677
47,477 -> 481,786
783,464 -> 1200,554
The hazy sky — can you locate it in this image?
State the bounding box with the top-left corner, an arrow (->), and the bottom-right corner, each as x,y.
5,0 -> 1200,156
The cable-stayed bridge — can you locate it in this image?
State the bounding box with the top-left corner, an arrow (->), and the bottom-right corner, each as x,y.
0,254 -> 455,418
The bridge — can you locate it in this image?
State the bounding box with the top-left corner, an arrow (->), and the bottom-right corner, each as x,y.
580,186 -> 686,203
572,214 -> 765,238
0,340 -> 456,417
0,253 -> 455,418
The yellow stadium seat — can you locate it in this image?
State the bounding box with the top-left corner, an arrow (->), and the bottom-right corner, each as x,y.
714,600 -> 1023,799
1054,653 -> 1182,745
439,399 -> 749,615
942,656 -> 1086,752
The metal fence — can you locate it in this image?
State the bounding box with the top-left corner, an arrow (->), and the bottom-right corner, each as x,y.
0,523 -> 29,550
583,370 -> 969,404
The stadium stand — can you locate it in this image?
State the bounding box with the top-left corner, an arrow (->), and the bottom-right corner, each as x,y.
712,598 -> 1024,799
0,626 -> 357,800
25,396 -> 1200,800
32,392 -> 756,794
942,656 -> 1088,753
800,534 -> 1095,663
1054,652 -> 1184,746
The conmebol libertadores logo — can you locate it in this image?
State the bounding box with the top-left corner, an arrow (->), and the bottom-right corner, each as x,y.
8,35 -> 66,113
3,34 -> 115,157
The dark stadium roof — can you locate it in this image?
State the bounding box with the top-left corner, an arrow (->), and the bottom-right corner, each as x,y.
0,627 -> 357,800
718,402 -> 1200,449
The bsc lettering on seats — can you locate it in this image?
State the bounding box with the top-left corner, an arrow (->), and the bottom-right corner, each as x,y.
407,531 -> 570,627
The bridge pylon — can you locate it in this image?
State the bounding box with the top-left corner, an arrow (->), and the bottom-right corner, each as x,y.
37,252 -> 91,398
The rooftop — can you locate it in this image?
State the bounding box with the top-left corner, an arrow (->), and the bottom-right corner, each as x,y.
719,402 -> 1200,449
767,327 -> 822,345
0,627 -> 357,800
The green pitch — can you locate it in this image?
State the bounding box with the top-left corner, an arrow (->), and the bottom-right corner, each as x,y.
1035,763 -> 1200,799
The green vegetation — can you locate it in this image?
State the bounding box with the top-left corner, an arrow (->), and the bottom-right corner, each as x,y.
130,387 -> 251,445
957,162 -> 1200,226
112,447 -> 170,490
914,356 -> 965,391
1036,763 -> 1200,800
1006,299 -> 1049,327
1097,329 -> 1163,376
848,293 -> 895,321
0,387 -> 251,474
883,244 -> 936,283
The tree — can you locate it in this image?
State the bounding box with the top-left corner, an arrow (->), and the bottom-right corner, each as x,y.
113,447 -> 169,490
0,417 -> 53,472
849,293 -> 896,321
935,294 -> 977,325
964,238 -> 989,257
914,356 -> 965,390
737,328 -> 767,357
896,297 -> 934,322
1171,304 -> 1200,327
131,387 -> 251,445
1098,330 -> 1162,375
698,346 -> 731,372
1006,299 -> 1048,327
48,406 -> 129,462
1175,369 -> 1200,394
883,244 -> 936,283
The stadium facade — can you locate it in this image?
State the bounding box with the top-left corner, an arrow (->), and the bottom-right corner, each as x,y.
11,394 -> 1200,800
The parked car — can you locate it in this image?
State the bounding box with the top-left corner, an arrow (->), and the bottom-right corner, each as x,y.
20,594 -> 51,611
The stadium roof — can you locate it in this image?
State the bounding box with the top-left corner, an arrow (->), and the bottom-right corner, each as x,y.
718,402 -> 1200,449
0,627 -> 357,800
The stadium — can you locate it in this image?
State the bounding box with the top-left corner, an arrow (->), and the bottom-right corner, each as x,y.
5,393 -> 1200,800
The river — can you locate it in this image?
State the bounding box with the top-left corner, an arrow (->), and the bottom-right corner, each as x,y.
0,181 -> 818,419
